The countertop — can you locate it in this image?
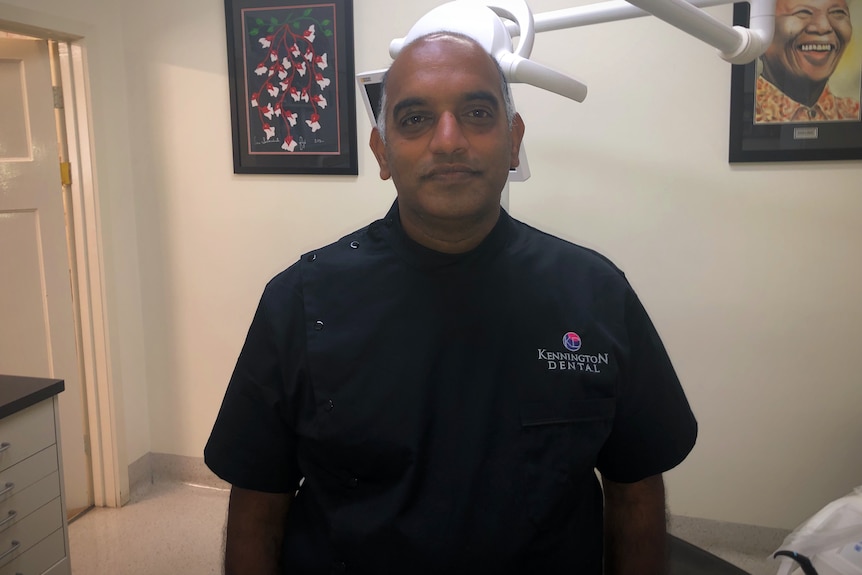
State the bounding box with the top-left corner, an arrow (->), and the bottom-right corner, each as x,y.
0,375 -> 65,420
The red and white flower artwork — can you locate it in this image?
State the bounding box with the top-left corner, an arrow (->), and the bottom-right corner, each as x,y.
246,10 -> 335,153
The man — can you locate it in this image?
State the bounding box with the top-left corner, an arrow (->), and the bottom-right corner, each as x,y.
756,0 -> 860,122
205,33 -> 697,574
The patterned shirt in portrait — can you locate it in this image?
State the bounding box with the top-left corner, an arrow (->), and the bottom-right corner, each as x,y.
755,76 -> 861,124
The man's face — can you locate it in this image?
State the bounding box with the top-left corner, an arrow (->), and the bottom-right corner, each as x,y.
370,35 -> 524,231
764,0 -> 852,84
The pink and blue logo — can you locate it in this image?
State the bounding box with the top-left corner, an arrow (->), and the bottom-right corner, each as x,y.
563,332 -> 582,352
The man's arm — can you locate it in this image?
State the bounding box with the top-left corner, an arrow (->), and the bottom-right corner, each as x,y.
601,473 -> 668,575
224,485 -> 293,575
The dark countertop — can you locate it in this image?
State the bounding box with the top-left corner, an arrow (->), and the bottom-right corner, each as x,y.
0,375 -> 65,420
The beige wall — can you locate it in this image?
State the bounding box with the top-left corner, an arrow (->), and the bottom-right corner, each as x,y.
2,0 -> 860,530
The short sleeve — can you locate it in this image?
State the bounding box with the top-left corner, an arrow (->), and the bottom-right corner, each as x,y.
596,284 -> 697,483
204,268 -> 307,493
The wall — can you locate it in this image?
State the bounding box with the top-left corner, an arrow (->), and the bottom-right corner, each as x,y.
509,0 -> 862,529
4,0 -> 861,530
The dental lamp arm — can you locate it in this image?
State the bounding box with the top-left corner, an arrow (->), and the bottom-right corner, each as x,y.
514,0 -> 731,32
511,0 -> 775,64
387,0 -> 774,107
500,53 -> 588,103
625,0 -> 774,63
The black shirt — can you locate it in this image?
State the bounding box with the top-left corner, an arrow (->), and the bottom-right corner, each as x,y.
205,201 -> 697,574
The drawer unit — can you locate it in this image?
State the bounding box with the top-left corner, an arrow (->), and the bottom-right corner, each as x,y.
0,498 -> 62,570
0,446 -> 58,505
0,379 -> 70,575
0,402 -> 55,474
0,528 -> 65,575
0,472 -> 61,534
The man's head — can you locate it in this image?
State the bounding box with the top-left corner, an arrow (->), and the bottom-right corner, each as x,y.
369,33 -> 525,252
762,0 -> 852,90
375,48 -> 518,145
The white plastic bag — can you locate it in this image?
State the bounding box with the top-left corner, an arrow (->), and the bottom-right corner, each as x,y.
774,486 -> 862,575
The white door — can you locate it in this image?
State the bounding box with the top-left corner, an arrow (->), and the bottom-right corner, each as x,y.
0,38 -> 92,517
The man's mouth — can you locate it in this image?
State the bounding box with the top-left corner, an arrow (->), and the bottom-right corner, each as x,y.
798,43 -> 836,52
423,165 -> 479,179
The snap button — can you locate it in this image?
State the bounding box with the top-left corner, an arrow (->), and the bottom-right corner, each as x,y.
349,241 -> 360,249
325,399 -> 334,412
314,320 -> 324,331
348,477 -> 359,488
306,253 -> 317,262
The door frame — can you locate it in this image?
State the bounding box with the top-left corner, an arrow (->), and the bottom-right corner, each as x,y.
0,11 -> 128,508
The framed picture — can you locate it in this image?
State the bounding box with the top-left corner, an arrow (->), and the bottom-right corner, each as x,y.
729,2 -> 862,163
225,0 -> 358,174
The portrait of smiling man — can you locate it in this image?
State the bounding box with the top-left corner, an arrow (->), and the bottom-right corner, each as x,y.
756,0 -> 861,123
205,32 -> 697,575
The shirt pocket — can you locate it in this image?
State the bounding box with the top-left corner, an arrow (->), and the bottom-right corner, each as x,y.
519,398 -> 615,531
520,398 -> 614,427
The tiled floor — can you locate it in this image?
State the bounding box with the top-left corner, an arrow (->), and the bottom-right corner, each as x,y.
67,480 -> 785,574
69,481 -> 229,575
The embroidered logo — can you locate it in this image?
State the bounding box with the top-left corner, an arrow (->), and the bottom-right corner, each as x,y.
537,331 -> 610,374
562,332 -> 582,352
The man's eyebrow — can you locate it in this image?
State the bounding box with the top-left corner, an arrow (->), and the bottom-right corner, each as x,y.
390,91 -> 501,119
392,97 -> 428,119
463,91 -> 501,109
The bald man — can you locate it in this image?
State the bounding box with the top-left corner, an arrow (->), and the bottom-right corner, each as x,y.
206,33 -> 697,575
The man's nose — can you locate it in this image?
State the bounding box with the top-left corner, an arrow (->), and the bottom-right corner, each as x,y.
429,112 -> 468,154
807,10 -> 834,33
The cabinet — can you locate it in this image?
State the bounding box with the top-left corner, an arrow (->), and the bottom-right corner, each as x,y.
0,377 -> 70,575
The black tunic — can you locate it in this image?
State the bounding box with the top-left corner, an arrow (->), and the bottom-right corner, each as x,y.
205,201 -> 697,574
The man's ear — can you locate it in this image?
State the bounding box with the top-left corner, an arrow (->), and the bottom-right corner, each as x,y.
510,113 -> 525,168
370,128 -> 391,180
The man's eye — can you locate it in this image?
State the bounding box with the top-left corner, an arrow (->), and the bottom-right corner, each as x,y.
468,109 -> 492,119
793,9 -> 813,16
829,8 -> 848,17
401,115 -> 426,126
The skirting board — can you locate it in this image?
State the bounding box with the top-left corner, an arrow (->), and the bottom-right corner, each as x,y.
129,452 -> 229,496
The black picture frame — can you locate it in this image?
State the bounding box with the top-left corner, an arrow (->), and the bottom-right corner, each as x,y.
729,2 -> 862,163
225,0 -> 358,174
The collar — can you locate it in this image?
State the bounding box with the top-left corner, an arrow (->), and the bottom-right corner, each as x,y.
756,76 -> 844,122
380,200 -> 513,271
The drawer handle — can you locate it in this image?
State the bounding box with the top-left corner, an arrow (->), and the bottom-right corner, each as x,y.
0,482 -> 13,497
0,510 -> 16,529
0,540 -> 20,561
0,443 -> 10,454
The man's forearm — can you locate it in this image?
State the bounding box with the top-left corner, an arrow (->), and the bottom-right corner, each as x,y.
602,474 -> 668,575
224,486 -> 293,575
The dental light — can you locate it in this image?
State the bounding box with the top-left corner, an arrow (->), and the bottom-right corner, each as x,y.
359,0 -> 775,103
356,0 -> 777,182
388,1 -> 588,103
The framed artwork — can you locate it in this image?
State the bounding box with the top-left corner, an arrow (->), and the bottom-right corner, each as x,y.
225,0 -> 358,174
729,2 -> 862,163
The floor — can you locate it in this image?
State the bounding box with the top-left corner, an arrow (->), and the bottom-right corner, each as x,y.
67,480 -> 785,574
69,481 -> 229,575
